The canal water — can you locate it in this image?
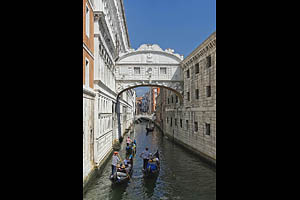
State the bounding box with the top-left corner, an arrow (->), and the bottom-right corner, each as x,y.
83,122 -> 216,200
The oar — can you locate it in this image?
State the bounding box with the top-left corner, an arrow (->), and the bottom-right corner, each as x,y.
117,154 -> 131,179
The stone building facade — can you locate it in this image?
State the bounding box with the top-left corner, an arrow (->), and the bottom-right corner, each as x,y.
155,32 -> 216,165
83,0 -> 96,186
83,0 -> 136,190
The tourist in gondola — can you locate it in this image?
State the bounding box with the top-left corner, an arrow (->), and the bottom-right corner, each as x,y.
132,142 -> 136,154
126,143 -> 132,155
126,136 -> 132,145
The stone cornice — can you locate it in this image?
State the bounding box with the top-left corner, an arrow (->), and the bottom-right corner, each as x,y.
120,0 -> 130,48
181,32 -> 216,68
83,86 -> 96,97
83,43 -> 94,59
116,62 -> 180,66
94,80 -> 117,97
118,49 -> 183,63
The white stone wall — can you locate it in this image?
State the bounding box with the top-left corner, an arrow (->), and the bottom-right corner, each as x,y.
83,89 -> 95,182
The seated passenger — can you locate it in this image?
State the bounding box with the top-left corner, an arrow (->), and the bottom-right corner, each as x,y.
118,165 -> 127,173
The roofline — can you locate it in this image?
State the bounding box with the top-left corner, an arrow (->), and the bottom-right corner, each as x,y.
120,0 -> 131,48
182,31 -> 216,63
117,50 -> 183,63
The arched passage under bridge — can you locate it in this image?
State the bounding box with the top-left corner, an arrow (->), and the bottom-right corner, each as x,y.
114,44 -> 184,141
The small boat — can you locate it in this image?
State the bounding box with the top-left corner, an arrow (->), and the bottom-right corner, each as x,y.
110,165 -> 133,184
146,122 -> 155,132
146,127 -> 154,132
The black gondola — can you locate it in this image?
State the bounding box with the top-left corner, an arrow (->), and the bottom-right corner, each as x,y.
146,121 -> 155,132
110,165 -> 133,184
146,127 -> 154,132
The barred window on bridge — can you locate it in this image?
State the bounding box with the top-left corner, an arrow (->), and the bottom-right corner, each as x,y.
134,67 -> 140,74
160,67 -> 167,74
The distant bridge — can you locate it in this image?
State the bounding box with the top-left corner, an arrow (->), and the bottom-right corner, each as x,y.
135,114 -> 155,122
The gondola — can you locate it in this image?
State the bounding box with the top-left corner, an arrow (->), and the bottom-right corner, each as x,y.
146,127 -> 154,132
109,164 -> 133,184
146,122 -> 155,132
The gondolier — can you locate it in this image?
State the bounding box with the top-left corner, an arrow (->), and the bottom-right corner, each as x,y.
111,151 -> 120,176
140,147 -> 150,170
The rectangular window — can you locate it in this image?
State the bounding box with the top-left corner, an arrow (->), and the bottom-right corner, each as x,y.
170,118 -> 172,127
168,98 -> 170,104
206,86 -> 211,97
187,92 -> 190,101
86,4 -> 90,37
176,95 -> 178,103
206,55 -> 212,68
160,67 -> 167,74
195,63 -> 200,74
171,96 -> 174,103
175,119 -> 177,126
205,123 -> 211,135
194,122 -> 198,132
167,117 -> 169,123
186,120 -> 189,130
196,89 -> 199,99
134,67 -> 140,74
180,119 -> 182,128
186,69 -> 190,78
85,58 -> 90,88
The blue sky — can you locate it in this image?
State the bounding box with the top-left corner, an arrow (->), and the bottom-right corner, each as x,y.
123,0 -> 216,96
135,87 -> 150,97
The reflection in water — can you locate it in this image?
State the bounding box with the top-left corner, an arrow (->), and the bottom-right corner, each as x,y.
83,122 -> 216,200
142,174 -> 158,198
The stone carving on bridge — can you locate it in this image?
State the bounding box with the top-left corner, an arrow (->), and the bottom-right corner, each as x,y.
116,44 -> 184,96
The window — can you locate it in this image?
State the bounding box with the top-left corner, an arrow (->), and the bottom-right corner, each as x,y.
195,63 -> 200,74
160,67 -> 167,74
180,119 -> 182,128
186,69 -> 190,78
206,86 -> 211,97
194,122 -> 198,132
186,120 -> 189,130
196,89 -> 199,99
168,98 -> 170,104
175,119 -> 177,126
134,67 -> 140,74
187,92 -> 190,101
170,118 -> 172,127
206,55 -> 212,68
171,96 -> 174,103
86,4 -> 90,37
205,123 -> 211,135
85,58 -> 90,87
176,95 -> 178,103
167,117 -> 169,123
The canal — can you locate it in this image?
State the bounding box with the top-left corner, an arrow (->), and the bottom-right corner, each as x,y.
83,121 -> 216,200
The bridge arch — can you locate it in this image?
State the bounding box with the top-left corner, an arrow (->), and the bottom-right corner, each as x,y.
116,84 -> 183,103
